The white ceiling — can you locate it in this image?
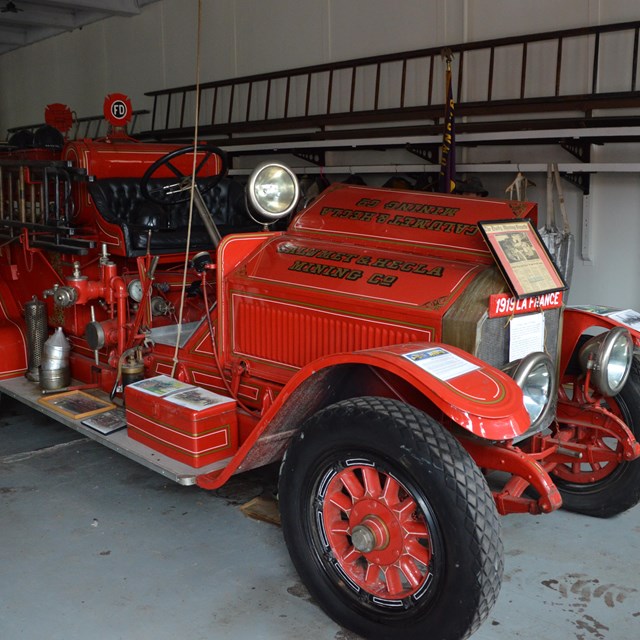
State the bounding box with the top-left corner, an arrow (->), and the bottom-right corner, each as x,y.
0,0 -> 158,55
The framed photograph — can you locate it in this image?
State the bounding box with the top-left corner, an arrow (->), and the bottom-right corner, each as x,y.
39,390 -> 116,420
81,408 -> 127,435
478,219 -> 566,299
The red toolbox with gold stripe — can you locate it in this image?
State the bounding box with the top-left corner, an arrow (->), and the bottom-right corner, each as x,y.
124,376 -> 238,468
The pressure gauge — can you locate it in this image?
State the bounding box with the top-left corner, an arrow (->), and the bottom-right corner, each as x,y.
127,279 -> 144,302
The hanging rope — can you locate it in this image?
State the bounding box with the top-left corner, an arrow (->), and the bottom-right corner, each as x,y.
505,171 -> 536,201
171,0 -> 202,378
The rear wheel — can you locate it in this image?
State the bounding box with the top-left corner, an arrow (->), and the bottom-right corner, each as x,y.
554,358 -> 640,517
278,397 -> 503,640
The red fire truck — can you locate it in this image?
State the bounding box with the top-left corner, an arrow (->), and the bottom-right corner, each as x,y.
1,97 -> 638,639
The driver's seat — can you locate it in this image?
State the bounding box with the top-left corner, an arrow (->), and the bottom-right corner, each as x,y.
88,177 -> 256,255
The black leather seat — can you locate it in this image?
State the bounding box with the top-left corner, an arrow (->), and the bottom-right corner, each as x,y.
88,178 -> 257,255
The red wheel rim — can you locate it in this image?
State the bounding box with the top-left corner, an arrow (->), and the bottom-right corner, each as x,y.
554,385 -> 625,484
318,461 -> 433,601
553,424 -> 623,483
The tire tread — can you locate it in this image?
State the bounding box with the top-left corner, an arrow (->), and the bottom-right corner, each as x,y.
303,396 -> 503,638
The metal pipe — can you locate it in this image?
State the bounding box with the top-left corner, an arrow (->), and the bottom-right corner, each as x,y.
192,186 -> 221,248
18,166 -> 26,223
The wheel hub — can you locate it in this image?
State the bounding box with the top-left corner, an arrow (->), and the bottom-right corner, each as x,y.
351,516 -> 389,553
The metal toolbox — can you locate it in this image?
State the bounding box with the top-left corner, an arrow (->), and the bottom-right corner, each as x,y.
125,381 -> 238,468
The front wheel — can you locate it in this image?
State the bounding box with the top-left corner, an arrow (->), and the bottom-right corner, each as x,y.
554,358 -> 640,517
278,397 -> 503,640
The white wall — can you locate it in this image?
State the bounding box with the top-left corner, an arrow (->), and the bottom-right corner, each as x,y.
0,0 -> 638,308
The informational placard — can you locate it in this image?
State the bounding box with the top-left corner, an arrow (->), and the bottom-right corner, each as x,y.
479,219 -> 566,299
127,375 -> 194,398
606,309 -> 640,332
571,305 -> 640,332
165,387 -> 233,411
509,313 -> 545,361
403,347 -> 479,381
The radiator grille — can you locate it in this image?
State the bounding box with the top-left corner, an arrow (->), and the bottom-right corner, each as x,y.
476,308 -> 562,369
442,266 -> 562,369
232,296 -> 430,369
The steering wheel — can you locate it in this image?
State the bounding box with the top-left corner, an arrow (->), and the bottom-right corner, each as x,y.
140,143 -> 228,204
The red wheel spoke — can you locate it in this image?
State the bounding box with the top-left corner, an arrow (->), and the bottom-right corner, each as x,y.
403,519 -> 429,537
364,562 -> 382,589
587,448 -> 619,464
381,475 -> 401,506
394,495 -> 418,522
554,423 -> 624,483
405,539 -> 430,565
342,545 -> 362,565
383,565 -> 404,595
361,466 -> 383,498
328,518 -> 350,535
340,469 -> 365,500
327,488 -> 353,514
330,532 -> 351,556
400,556 -> 424,589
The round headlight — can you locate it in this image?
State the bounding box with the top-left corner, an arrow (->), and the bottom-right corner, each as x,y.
579,327 -> 633,396
521,361 -> 551,424
503,352 -> 556,433
247,161 -> 300,221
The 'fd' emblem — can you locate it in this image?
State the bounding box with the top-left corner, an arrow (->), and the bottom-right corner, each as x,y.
104,93 -> 133,128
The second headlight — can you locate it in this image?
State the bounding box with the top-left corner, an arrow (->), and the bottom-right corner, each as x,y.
578,326 -> 633,396
503,352 -> 556,436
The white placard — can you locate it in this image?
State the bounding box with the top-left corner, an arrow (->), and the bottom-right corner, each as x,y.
403,347 -> 479,381
127,375 -> 194,397
165,387 -> 234,411
509,313 -> 545,361
607,309 -> 640,332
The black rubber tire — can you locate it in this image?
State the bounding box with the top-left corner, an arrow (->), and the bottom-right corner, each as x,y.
555,357 -> 640,518
278,397 -> 503,640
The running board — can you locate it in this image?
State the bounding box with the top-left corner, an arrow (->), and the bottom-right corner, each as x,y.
0,377 -> 231,486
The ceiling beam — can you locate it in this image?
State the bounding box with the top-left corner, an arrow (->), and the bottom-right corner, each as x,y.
0,1 -> 158,54
29,1 -> 141,16
0,7 -> 85,30
0,26 -> 27,44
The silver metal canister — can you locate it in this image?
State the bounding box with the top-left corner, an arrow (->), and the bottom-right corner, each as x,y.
24,296 -> 48,382
40,327 -> 71,391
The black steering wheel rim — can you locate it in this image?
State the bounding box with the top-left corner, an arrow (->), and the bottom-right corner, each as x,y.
140,143 -> 228,204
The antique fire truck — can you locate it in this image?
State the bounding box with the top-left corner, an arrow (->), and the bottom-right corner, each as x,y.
1,98 -> 639,640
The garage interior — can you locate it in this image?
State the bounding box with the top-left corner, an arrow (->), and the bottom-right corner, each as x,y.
1,1 -> 640,639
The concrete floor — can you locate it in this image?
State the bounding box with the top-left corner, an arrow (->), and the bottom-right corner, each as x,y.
1,395 -> 639,640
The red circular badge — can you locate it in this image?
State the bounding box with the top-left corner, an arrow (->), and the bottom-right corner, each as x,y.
104,93 -> 132,127
45,103 -> 73,133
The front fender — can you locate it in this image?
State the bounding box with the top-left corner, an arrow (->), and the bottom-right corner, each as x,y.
562,307 -> 640,375
344,342 -> 530,439
196,341 -> 530,490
